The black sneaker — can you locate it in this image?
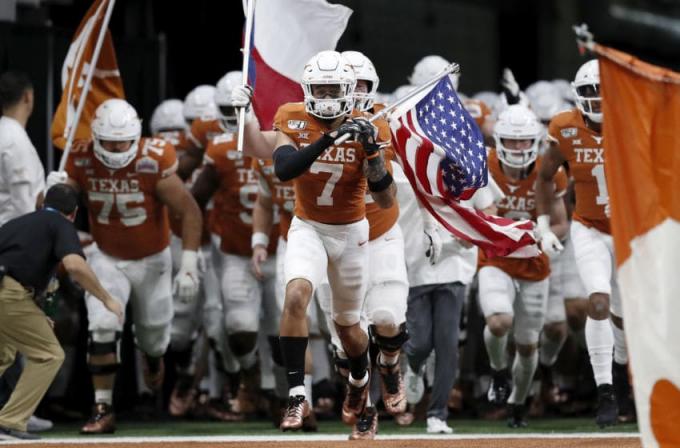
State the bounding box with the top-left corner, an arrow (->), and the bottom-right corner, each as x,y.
0,425 -> 41,440
487,368 -> 512,405
596,384 -> 619,428
507,403 -> 528,428
613,362 -> 636,423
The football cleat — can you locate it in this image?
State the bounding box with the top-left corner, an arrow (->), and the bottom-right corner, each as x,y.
378,361 -> 407,415
349,406 -> 378,440
507,403 -> 528,429
342,375 -> 370,425
80,403 -> 115,434
596,384 -> 619,428
487,368 -> 512,405
280,395 -> 310,431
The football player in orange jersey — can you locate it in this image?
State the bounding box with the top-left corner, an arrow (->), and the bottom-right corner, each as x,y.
535,60 -> 631,427
177,83 -> 226,181
479,105 -> 568,428
308,51 -> 407,440
190,128 -> 282,419
233,50 -> 395,433
149,98 -> 228,419
46,99 -> 202,434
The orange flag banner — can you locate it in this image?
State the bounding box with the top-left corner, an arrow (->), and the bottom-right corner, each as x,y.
596,43 -> 680,448
51,0 -> 124,150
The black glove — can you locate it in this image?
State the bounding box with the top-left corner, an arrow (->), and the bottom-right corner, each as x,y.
327,120 -> 362,141
352,117 -> 380,156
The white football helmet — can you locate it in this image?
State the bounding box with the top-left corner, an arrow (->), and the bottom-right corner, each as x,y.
494,105 -> 543,169
526,81 -> 569,123
183,85 -> 217,122
214,71 -> 243,131
91,99 -> 142,170
409,55 -> 459,90
301,51 -> 356,119
341,51 -> 379,112
572,60 -> 601,123
552,78 -> 575,104
150,99 -> 186,135
392,84 -> 415,101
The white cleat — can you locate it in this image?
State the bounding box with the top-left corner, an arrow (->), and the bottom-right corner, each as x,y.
426,416 -> 453,434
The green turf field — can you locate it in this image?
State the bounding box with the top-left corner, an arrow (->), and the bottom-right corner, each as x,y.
41,419 -> 639,439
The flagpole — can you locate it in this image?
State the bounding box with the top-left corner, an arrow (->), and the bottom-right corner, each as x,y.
334,62 -> 460,145
237,0 -> 256,152
58,0 -> 117,172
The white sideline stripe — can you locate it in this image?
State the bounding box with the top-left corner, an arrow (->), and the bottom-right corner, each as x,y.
2,432 -> 641,444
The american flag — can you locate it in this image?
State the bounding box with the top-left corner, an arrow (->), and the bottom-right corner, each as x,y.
390,76 -> 539,258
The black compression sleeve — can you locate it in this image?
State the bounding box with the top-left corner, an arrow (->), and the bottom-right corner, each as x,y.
273,134 -> 334,181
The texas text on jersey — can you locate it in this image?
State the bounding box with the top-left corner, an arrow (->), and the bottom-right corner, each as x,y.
548,109 -> 608,234
252,158 -> 295,242
273,102 -> 392,225
479,150 -> 568,281
65,137 -> 177,260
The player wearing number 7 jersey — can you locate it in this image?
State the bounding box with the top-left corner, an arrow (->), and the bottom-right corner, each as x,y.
61,99 -> 202,434
535,60 -> 630,428
234,50 -> 395,434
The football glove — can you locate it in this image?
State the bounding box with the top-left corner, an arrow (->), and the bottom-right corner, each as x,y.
535,214 -> 564,257
46,171 -> 68,190
172,250 -> 200,303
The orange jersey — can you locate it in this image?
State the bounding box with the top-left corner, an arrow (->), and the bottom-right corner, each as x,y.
463,98 -> 492,131
66,137 -> 177,260
273,102 -> 391,224
205,133 -> 277,256
365,128 -> 399,241
478,151 -> 568,281
548,109 -> 609,234
253,159 -> 295,242
187,117 -> 223,151
154,130 -> 212,244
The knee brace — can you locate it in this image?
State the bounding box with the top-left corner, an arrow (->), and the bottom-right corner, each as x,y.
330,343 -> 350,378
87,331 -> 121,375
369,323 -> 409,353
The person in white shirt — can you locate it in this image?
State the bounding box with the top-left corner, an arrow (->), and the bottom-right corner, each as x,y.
394,163 -> 499,434
0,70 -> 45,226
0,70 -> 51,433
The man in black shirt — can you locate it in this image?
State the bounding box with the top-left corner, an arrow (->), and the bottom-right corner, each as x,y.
0,184 -> 122,440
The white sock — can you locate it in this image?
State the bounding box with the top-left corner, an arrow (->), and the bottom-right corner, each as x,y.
585,317 -> 614,385
379,351 -> 399,366
539,330 -> 567,367
289,385 -> 306,398
349,371 -> 369,388
483,326 -> 508,370
611,323 -> 628,365
95,389 -> 113,405
304,374 -> 313,405
508,351 -> 538,405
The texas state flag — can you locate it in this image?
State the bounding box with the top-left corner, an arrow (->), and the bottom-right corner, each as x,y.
245,0 -> 352,129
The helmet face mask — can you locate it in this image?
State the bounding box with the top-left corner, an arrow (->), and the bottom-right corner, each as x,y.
302,51 -> 356,119
572,59 -> 602,123
494,105 -> 543,170
341,51 -> 379,112
214,71 -> 242,132
91,99 -> 141,170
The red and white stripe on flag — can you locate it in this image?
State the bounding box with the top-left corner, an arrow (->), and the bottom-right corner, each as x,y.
390,108 -> 539,259
246,0 -> 352,130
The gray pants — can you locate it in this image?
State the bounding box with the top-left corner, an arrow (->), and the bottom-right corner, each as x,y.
404,282 -> 465,420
